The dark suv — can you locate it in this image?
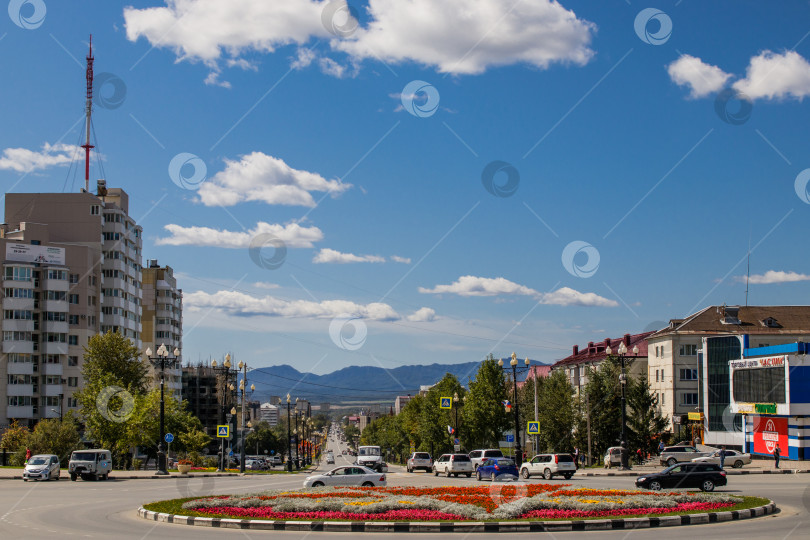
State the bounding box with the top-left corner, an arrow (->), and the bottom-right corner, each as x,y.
636,463 -> 727,492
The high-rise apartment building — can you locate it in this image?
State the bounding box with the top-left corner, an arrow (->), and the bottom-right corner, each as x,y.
142,260 -> 183,400
0,183 -> 145,428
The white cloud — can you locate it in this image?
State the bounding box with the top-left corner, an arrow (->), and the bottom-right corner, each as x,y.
185,289 -> 400,320
419,275 -> 540,297
667,54 -> 731,98
0,142 -> 81,174
418,275 -> 617,307
390,255 -> 411,264
736,270 -> 810,284
198,152 -> 349,207
407,307 -> 437,322
733,50 -> 810,101
291,47 -> 316,70
155,221 -> 323,248
124,0 -> 595,77
313,248 -> 385,264
253,281 -> 280,289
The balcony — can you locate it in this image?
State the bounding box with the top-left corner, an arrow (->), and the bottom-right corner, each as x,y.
43,342 -> 68,355
7,361 -> 33,375
42,278 -> 69,292
43,408 -> 61,419
6,405 -> 34,419
2,341 -> 33,354
2,319 -> 34,332
42,320 -> 68,333
43,383 -> 63,396
2,298 -> 34,311
42,299 -> 68,313
6,384 -> 34,396
43,363 -> 63,376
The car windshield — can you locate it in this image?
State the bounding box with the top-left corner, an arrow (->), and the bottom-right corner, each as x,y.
28,457 -> 48,465
359,447 -> 380,456
71,452 -> 97,461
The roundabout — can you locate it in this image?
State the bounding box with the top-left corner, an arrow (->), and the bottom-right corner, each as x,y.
139,483 -> 775,532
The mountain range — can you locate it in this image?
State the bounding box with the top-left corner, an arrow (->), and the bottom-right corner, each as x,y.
247,360 -> 549,406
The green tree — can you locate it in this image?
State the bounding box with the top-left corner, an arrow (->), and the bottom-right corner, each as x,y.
461,355 -> 509,450
536,369 -> 575,453
1,420 -> 31,465
245,421 -> 281,457
420,373 -> 465,455
578,359 -> 622,460
128,390 -> 206,465
81,331 -> 148,393
627,376 -> 668,457
24,416 -> 81,463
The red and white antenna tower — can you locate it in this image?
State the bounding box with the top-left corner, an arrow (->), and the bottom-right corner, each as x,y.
81,35 -> 94,192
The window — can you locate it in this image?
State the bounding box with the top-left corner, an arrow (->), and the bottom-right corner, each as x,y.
46,290 -> 67,301
655,346 -> 659,358
682,393 -> 699,406
67,377 -> 78,387
45,396 -> 60,406
68,335 -> 78,345
69,273 -> 79,284
732,366 -> 786,404
3,331 -> 32,341
680,344 -> 697,356
655,370 -> 659,382
4,309 -> 32,320
69,314 -> 79,325
88,295 -> 96,306
44,311 -> 66,322
103,232 -> 120,241
67,397 -> 77,408
7,396 -> 32,406
7,353 -> 32,363
43,333 -> 66,343
47,269 -> 67,280
7,374 -> 32,384
44,355 -> 61,364
680,368 -> 698,381
45,375 -> 61,385
4,287 -> 34,299
68,356 -> 78,366
91,205 -> 100,215
68,294 -> 79,304
4,266 -> 32,281
661,393 -> 665,405
660,345 -> 665,356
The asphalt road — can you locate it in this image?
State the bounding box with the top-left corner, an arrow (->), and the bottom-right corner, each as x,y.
1,434 -> 806,539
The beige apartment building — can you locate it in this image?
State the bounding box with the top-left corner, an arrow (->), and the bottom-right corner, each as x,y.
0,183 -> 149,428
646,305 -> 810,443
142,260 -> 183,400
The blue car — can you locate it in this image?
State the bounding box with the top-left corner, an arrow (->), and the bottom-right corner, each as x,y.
476,458 -> 518,481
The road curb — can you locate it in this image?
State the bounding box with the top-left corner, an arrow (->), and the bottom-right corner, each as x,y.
578,469 -> 809,477
0,473 -> 240,481
137,500 -> 777,532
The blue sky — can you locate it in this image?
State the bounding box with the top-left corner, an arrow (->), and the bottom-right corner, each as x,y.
2,1 -> 810,378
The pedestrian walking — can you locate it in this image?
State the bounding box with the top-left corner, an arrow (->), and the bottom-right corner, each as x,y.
774,444 -> 781,469
25,447 -> 31,464
574,447 -> 580,469
635,447 -> 643,465
657,440 -> 665,454
719,445 -> 727,469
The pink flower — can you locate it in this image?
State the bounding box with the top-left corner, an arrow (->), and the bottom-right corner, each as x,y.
191,506 -> 467,521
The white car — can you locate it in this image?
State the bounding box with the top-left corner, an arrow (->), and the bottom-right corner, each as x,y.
23,454 -> 60,481
303,466 -> 387,488
468,449 -> 504,470
692,449 -> 752,469
432,454 -> 473,477
520,454 -> 576,480
407,452 -> 432,473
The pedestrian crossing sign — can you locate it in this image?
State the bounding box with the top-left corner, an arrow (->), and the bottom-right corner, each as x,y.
217,425 -> 230,438
440,397 -> 452,409
527,421 -> 540,435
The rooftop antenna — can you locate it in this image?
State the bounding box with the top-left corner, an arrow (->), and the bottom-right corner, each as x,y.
745,231 -> 751,306
81,35 -> 94,193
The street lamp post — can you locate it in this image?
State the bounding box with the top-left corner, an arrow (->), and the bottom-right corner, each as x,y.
294,406 -> 301,470
237,360 -> 255,474
606,341 -> 638,470
452,392 -> 460,448
211,354 -> 234,472
498,352 -> 531,467
286,394 -> 293,472
145,344 -> 180,476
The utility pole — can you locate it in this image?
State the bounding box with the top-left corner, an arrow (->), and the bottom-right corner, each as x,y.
533,369 -> 538,455
586,379 -> 592,467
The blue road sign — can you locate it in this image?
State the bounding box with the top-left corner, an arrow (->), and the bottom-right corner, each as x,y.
440,397 -> 452,409
526,422 -> 540,435
270,450 -> 275,455
505,434 -> 515,443
217,425 -> 230,438
454,438 -> 460,445
164,433 -> 174,443
229,450 -> 234,457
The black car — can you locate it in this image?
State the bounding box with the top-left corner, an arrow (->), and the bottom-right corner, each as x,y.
635,462 -> 727,492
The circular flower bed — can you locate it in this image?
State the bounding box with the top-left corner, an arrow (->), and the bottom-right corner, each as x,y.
176,484 -> 745,522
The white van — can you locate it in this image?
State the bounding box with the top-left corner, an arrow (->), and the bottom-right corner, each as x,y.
69,449 -> 112,481
356,446 -> 383,472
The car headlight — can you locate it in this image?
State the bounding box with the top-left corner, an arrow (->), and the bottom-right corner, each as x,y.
637,477 -> 646,482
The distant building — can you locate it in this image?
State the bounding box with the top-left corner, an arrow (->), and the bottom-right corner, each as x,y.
320,402 -> 330,412
260,402 -> 279,426
516,364 -> 552,389
182,363 -> 237,447
394,395 -> 413,414
141,259 -> 183,401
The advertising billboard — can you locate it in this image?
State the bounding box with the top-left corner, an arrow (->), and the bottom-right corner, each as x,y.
752,416 -> 787,455
5,243 -> 65,265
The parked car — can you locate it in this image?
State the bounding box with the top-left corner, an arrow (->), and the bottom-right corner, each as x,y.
468,449 -> 504,470
406,452 -> 432,473
303,466 -> 386,488
603,447 -> 623,469
23,454 -> 60,481
476,458 -> 518,481
692,449 -> 752,469
433,453 -> 473,477
659,446 -> 711,467
636,463 -> 727,492
326,454 -> 335,464
69,449 -> 112,481
520,453 -> 576,480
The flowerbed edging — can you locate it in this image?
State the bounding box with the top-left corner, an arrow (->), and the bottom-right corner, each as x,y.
137,500 -> 776,532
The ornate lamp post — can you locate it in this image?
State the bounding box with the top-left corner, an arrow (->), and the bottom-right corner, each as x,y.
237,360 -> 255,474
145,343 -> 180,476
498,352 -> 531,467
606,341 -> 638,470
211,354 -> 234,471
286,393 -> 293,472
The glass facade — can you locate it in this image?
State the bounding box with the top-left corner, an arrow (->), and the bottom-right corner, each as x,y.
707,336 -> 742,432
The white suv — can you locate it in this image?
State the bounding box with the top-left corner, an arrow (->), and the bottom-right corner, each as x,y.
407,452 -> 432,472
520,453 -> 576,480
468,449 -> 504,470
433,453 -> 473,477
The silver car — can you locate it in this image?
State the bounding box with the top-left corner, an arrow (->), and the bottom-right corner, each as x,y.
692,449 -> 752,469
23,454 -> 60,481
303,466 -> 387,488
659,446 -> 711,467
406,452 -> 432,473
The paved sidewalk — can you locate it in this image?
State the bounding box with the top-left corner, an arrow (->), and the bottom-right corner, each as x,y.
0,467 -> 318,480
